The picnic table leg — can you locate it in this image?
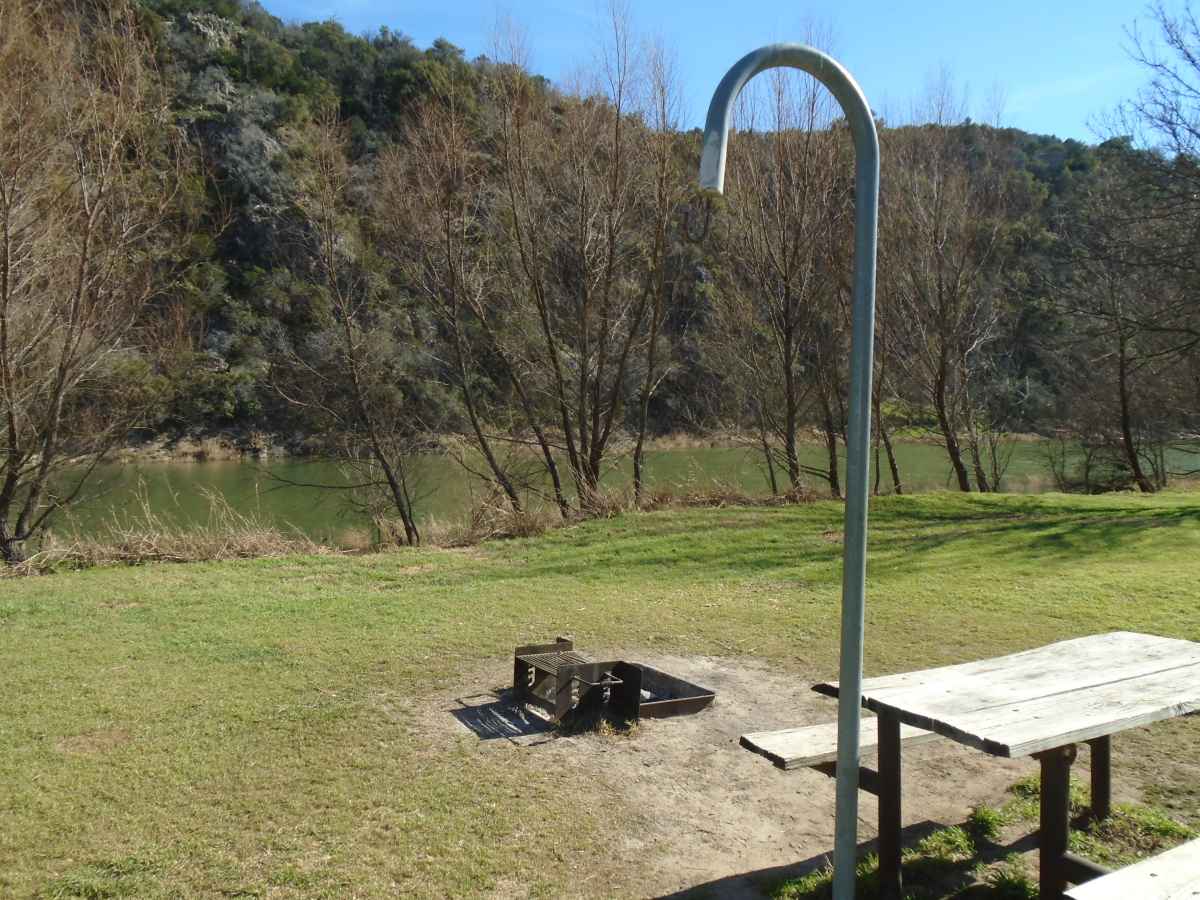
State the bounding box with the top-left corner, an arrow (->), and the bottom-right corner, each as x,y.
877,710 -> 903,900
1087,736 -> 1111,820
1036,743 -> 1077,900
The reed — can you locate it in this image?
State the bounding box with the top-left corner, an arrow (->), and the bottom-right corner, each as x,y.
7,487 -> 334,575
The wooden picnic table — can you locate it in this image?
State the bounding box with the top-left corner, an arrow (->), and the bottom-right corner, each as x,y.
813,631 -> 1200,900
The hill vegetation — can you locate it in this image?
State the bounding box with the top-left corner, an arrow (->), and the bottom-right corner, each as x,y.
2,0 -> 1198,561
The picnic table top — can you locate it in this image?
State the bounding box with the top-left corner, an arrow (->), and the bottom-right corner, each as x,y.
813,631 -> 1200,758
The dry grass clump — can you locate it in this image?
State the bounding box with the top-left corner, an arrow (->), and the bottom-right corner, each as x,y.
421,494 -> 559,547
566,480 -> 812,520
643,431 -> 736,451
578,486 -> 633,519
5,473 -> 819,574
640,479 -> 816,510
7,491 -> 333,576
416,480 -> 815,549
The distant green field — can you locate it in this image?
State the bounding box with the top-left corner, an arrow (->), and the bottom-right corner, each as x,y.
3,491 -> 1199,897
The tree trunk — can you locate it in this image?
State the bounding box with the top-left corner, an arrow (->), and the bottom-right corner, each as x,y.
820,393 -> 842,499
881,421 -> 903,496
1117,336 -> 1155,493
872,388 -> 904,496
942,428 -> 972,492
473,315 -> 570,518
0,526 -> 24,565
0,466 -> 26,564
758,409 -> 779,496
518,405 -> 569,517
780,322 -> 803,490
633,290 -> 665,506
968,437 -> 993,493
576,455 -> 602,512
935,376 -> 972,491
873,428 -> 882,496
452,327 -> 521,513
375,450 -> 419,546
633,442 -> 646,505
541,441 -> 570,518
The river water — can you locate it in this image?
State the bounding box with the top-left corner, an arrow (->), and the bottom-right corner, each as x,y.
51,442 -> 1062,546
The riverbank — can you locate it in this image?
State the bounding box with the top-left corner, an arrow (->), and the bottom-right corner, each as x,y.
112,430 -> 767,463
8,478 -> 813,575
3,493 -> 1197,897
114,433 -> 288,463
55,439 -> 1074,552
111,428 -> 1046,464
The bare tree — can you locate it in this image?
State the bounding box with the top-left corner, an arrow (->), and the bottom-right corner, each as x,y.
1051,144 -> 1193,492
711,65 -> 850,496
1123,0 -> 1200,274
485,7 -> 683,509
881,77 -> 1022,492
1055,1 -> 1200,490
631,38 -> 687,504
871,315 -> 905,495
377,99 -> 529,513
278,109 -> 430,544
0,0 -> 187,564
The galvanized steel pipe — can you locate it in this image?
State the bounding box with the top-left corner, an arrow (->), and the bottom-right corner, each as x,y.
697,43 -> 879,900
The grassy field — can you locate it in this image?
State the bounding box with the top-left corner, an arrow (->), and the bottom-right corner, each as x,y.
3,491 -> 1199,898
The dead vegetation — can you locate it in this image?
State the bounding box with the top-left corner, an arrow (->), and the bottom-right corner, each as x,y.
5,491 -> 334,576
418,495 -> 560,547
412,481 -> 819,548
8,478 -> 821,574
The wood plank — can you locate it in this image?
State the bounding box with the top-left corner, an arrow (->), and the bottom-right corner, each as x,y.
812,632 -> 1200,758
816,633 -> 1200,722
920,663 -> 1200,757
741,718 -> 937,770
816,633 -> 1157,699
1064,838 -> 1200,900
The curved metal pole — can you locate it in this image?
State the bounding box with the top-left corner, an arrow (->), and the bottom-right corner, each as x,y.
698,44 -> 879,900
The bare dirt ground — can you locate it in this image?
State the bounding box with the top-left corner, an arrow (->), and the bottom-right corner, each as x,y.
415,651 -> 1067,899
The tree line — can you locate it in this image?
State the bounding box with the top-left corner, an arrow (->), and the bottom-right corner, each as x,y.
2,0 -> 1198,561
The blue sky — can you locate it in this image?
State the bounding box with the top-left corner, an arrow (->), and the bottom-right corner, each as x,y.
258,0 -> 1154,142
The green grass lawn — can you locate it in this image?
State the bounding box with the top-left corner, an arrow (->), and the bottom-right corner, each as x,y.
3,491 -> 1199,898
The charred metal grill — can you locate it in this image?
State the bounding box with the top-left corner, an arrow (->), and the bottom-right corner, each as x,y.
515,649 -> 593,673
513,638 -> 715,723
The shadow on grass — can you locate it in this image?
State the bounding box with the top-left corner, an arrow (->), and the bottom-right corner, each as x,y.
667,781 -> 1200,900
447,687 -> 637,745
484,494 -> 1200,587
868,495 -> 1200,569
652,818 -> 1041,900
448,689 -> 555,745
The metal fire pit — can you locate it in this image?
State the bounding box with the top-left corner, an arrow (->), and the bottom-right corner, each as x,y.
613,662 -> 717,719
513,639 -> 715,723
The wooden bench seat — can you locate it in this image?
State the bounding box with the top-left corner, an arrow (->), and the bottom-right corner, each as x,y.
741,718 -> 937,770
1064,837 -> 1200,900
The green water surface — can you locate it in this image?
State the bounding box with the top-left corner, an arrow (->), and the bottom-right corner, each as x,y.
50,441 -> 1066,545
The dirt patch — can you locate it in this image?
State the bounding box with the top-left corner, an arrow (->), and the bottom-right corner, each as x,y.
415,652 -> 1035,899
55,727 -> 131,755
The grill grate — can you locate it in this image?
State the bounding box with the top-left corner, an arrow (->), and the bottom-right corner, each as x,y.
514,649 -> 593,675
